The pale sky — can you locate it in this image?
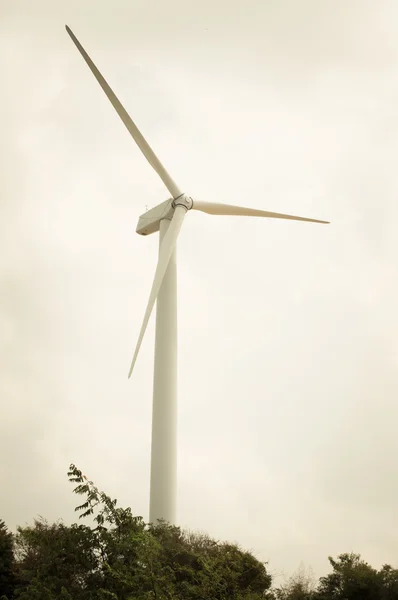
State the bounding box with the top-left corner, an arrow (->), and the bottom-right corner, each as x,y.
1,0 -> 398,582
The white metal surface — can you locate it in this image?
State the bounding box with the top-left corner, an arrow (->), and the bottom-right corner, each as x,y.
136,195 -> 193,236
65,25 -> 181,200
192,200 -> 329,223
149,218 -> 178,524
66,25 -> 330,528
128,205 -> 186,377
136,199 -> 174,236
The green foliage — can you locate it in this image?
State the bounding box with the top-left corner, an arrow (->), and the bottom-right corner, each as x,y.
5,464 -> 398,599
266,555 -> 398,600
379,564 -> 398,600
316,553 -> 383,600
0,520 -> 15,599
8,464 -> 272,599
13,518 -> 102,599
145,522 -> 272,599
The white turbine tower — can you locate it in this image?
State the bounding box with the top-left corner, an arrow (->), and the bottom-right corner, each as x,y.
66,26 -> 329,526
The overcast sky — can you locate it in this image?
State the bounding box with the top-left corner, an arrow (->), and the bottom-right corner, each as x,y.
1,0 -> 398,582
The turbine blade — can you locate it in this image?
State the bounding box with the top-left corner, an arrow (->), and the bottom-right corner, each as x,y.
128,206 -> 187,378
65,25 -> 181,199
192,200 -> 329,224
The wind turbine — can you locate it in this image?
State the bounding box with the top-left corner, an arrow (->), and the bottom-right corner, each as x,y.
66,26 -> 329,526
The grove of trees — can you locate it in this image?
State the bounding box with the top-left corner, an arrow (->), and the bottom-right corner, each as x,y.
1,464 -> 397,599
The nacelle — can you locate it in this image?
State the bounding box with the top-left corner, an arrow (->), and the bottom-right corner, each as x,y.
136,199 -> 175,236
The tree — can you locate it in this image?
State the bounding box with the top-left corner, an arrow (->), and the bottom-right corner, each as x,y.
315,553 -> 382,600
13,463 -> 398,599
379,564 -> 398,600
267,558 -> 398,600
0,519 -> 15,599
146,522 -> 272,599
13,518 -> 103,599
10,464 -> 273,599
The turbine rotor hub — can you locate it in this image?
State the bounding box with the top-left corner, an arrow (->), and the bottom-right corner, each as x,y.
172,194 -> 193,211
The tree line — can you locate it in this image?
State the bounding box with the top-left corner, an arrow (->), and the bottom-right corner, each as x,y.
0,464 -> 397,599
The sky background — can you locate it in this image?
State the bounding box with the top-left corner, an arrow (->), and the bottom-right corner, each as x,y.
1,0 -> 398,583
